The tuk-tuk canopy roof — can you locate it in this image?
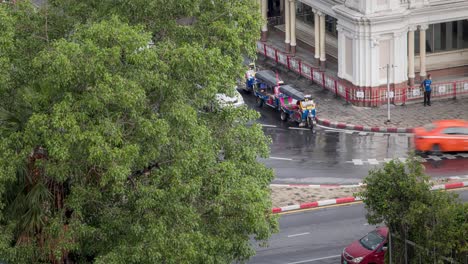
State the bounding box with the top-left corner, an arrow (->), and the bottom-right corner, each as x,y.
256,70 -> 284,87
279,85 -> 304,100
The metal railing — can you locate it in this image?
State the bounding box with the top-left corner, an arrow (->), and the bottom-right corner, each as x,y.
257,41 -> 468,106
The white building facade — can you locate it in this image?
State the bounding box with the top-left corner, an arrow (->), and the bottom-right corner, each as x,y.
260,0 -> 468,89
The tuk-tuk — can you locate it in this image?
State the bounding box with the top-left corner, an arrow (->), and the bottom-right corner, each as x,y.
279,89 -> 317,130
254,70 -> 284,109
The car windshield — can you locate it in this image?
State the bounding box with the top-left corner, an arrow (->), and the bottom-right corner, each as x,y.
359,231 -> 384,251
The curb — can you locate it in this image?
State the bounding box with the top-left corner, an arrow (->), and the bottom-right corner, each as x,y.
272,180 -> 468,214
431,181 -> 468,191
272,196 -> 362,213
316,118 -> 415,134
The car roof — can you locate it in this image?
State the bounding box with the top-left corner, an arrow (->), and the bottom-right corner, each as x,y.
433,119 -> 467,127
256,70 -> 283,87
376,226 -> 388,237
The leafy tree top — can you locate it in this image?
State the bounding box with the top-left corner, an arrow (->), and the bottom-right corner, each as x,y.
0,2 -> 276,263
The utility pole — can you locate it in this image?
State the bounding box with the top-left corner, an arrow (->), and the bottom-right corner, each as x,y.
386,64 -> 391,123
381,64 -> 396,124
389,231 -> 392,264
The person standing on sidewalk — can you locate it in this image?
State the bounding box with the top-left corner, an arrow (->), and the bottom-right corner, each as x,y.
421,74 -> 432,106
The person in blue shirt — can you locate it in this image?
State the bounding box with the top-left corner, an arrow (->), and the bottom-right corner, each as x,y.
421,74 -> 432,106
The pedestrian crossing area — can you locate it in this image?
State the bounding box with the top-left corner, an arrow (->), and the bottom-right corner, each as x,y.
349,153 -> 468,166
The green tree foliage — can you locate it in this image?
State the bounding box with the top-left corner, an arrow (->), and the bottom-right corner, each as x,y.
0,4 -> 14,97
0,1 -> 277,263
48,0 -> 261,82
357,156 -> 467,263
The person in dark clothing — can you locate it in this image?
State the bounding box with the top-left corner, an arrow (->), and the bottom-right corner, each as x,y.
421,74 -> 432,106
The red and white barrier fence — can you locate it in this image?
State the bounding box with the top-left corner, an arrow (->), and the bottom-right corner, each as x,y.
257,42 -> 468,106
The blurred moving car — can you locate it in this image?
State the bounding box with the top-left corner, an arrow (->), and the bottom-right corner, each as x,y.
215,86 -> 245,109
341,227 -> 388,264
413,120 -> 468,153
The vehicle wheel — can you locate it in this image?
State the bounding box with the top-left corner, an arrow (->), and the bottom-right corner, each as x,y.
307,117 -> 314,131
431,144 -> 441,155
280,112 -> 288,122
256,97 -> 263,107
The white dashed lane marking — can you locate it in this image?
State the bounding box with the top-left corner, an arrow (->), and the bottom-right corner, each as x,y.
349,154 -> 467,166
352,159 -> 364,165
269,157 -> 294,161
287,232 -> 310,238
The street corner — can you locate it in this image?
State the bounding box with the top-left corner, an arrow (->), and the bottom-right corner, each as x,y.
315,117 -> 413,134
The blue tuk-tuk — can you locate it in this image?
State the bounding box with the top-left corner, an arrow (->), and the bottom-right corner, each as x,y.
279,87 -> 317,130
253,70 -> 284,109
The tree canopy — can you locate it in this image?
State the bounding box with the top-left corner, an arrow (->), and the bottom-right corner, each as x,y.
0,1 -> 277,263
357,156 -> 467,263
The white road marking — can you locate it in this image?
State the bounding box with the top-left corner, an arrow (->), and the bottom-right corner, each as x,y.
384,158 -> 393,163
443,154 -> 456,159
287,232 -> 310,238
287,255 -> 342,264
358,132 -> 367,136
368,159 -> 379,165
460,153 -> 468,158
352,159 -> 364,165
288,127 -> 311,131
270,157 -> 293,161
260,124 -> 277,128
428,155 -> 442,161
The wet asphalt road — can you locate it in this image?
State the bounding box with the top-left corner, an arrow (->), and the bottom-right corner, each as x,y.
241,89 -> 468,184
248,190 -> 468,264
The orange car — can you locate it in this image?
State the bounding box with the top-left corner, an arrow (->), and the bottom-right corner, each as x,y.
413,120 -> 468,153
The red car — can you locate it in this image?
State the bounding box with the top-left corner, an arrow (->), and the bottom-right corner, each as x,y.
341,227 -> 388,264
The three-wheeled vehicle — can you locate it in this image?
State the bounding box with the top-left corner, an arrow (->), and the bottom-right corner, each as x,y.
279,88 -> 317,130
254,70 -> 284,109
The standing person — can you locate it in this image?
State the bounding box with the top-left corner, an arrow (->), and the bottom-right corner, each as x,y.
245,63 -> 256,91
421,74 -> 432,106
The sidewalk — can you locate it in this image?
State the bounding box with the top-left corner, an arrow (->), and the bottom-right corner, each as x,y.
258,29 -> 468,130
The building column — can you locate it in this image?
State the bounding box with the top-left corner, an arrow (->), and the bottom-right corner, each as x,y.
419,24 -> 428,78
289,0 -> 297,54
457,20 -> 463,48
319,12 -> 326,70
446,22 -> 453,50
284,0 -> 290,52
280,0 -> 285,24
261,0 -> 268,41
313,9 -> 320,64
408,26 -> 416,86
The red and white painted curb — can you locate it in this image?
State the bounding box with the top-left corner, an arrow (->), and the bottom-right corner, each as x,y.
316,118 -> 414,134
272,196 -> 362,213
272,180 -> 468,214
431,181 -> 468,191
